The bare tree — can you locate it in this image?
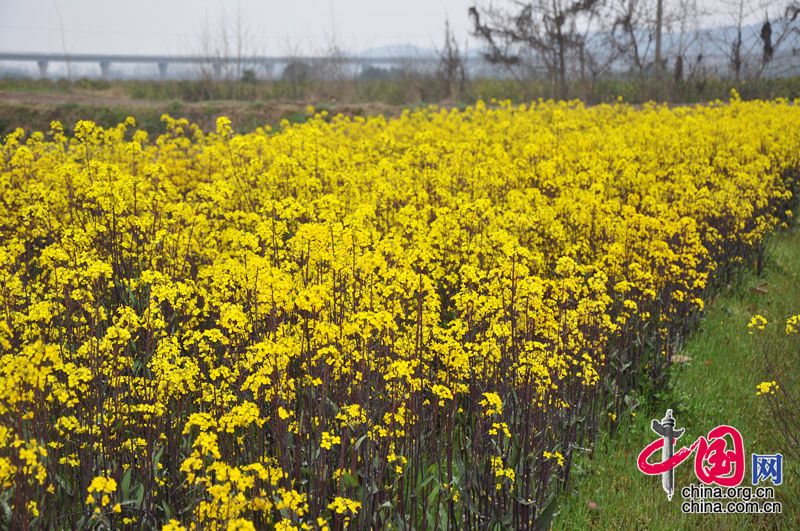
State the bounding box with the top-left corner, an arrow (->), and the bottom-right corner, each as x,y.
703,0 -> 800,81
754,1 -> 800,77
731,0 -> 746,80
672,0 -> 705,81
312,0 -> 349,84
574,0 -> 621,96
762,15 -> 775,65
438,19 -> 467,99
607,0 -> 655,86
279,37 -> 311,99
789,2 -> 800,49
603,0 -> 706,97
52,0 -> 71,79
196,5 -> 260,83
469,0 -> 606,98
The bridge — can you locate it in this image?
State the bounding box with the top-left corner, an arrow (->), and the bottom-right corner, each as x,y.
0,52 -> 441,79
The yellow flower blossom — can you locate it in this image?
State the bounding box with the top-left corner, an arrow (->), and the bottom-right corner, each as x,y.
756,381 -> 779,396
748,314 -> 768,333
328,496 -> 362,515
320,431 -> 341,451
0,99 -> 797,527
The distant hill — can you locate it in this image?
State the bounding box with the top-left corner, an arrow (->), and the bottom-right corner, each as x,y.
360,45 -> 438,59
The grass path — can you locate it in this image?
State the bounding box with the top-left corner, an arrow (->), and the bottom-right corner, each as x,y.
554,226 -> 800,530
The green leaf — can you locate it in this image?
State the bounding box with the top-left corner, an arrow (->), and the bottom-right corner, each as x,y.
152,446 -> 164,476
534,496 -> 558,531
0,499 -> 12,523
121,467 -> 132,499
133,484 -> 144,506
353,433 -> 369,451
341,471 -> 359,489
161,500 -> 173,519
55,472 -> 73,496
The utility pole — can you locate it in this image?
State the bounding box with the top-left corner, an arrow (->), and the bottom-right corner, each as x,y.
655,0 -> 664,80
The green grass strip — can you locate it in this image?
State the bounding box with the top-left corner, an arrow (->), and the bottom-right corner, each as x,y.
555,226 -> 800,530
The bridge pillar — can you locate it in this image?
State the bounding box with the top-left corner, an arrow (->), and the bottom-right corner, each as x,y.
99,61 -> 111,78
157,61 -> 168,79
261,61 -> 274,79
37,60 -> 49,78
213,62 -> 222,78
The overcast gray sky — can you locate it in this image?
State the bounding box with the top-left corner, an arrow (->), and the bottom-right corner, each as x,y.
0,0 -> 781,56
0,0 -> 477,55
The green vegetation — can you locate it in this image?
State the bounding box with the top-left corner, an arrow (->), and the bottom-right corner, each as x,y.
0,100 -> 317,138
4,74 -> 800,104
555,226 -> 800,530
2,70 -> 800,529
3,75 -> 800,137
